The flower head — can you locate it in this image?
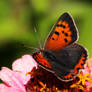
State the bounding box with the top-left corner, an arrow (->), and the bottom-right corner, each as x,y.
1,55 -> 92,92
26,58 -> 92,92
0,55 -> 37,92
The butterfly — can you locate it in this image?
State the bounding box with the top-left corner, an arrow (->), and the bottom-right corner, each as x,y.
32,12 -> 88,81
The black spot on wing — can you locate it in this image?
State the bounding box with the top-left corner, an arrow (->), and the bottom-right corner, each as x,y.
76,68 -> 80,71
54,31 -> 59,35
60,12 -> 78,43
64,38 -> 68,42
52,38 -> 55,40
80,63 -> 84,66
57,24 -> 65,28
65,33 -> 68,36
62,31 -> 64,33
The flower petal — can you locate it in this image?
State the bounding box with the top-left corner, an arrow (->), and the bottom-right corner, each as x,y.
12,55 -> 38,84
12,55 -> 37,73
0,84 -> 24,92
0,67 -> 26,92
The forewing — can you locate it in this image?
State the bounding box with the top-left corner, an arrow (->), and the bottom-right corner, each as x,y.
44,12 -> 78,51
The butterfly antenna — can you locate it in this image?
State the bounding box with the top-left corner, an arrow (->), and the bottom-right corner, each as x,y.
21,44 -> 39,51
34,27 -> 42,49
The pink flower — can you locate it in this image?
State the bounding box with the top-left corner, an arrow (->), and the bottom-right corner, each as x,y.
0,55 -> 37,92
81,58 -> 92,91
1,54 -> 92,92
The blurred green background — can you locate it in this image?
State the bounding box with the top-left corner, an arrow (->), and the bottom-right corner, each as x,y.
0,0 -> 92,68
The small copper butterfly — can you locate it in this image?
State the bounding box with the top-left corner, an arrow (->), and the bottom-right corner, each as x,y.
32,12 -> 88,81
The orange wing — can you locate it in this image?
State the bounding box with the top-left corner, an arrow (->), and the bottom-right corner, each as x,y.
44,12 -> 78,51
